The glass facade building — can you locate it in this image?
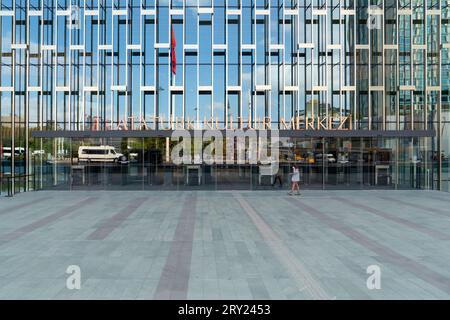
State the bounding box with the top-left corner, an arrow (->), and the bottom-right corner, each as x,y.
0,0 -> 450,194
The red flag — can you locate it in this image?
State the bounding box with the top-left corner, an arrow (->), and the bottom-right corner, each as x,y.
171,25 -> 177,75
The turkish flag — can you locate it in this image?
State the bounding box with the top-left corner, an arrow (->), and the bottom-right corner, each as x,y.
171,25 -> 177,75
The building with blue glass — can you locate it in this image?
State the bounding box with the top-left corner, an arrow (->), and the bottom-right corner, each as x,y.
0,0 -> 449,194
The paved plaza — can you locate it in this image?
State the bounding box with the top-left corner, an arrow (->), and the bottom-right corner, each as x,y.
0,189 -> 449,299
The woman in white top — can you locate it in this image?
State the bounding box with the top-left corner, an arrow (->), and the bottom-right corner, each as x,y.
288,165 -> 301,196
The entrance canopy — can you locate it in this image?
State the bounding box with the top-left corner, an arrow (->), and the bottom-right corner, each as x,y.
32,130 -> 435,139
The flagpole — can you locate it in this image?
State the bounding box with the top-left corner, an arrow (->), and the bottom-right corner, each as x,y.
171,64 -> 173,126
167,24 -> 177,163
170,24 -> 176,130
166,74 -> 173,163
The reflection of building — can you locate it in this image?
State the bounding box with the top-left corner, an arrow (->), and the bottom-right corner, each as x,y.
0,1 -> 449,192
0,116 -> 22,127
442,111 -> 450,158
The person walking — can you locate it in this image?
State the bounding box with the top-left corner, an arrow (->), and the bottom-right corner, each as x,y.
288,165 -> 301,196
272,167 -> 283,188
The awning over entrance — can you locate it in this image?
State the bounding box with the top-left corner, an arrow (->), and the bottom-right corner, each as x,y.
31,130 -> 436,139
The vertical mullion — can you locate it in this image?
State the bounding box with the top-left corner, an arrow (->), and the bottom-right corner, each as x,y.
239,0 -> 242,126
24,0 -> 29,190
82,0 -> 86,131
282,1 -> 285,122
125,0 -> 129,126
353,1 -> 356,129
197,1 -> 200,128
311,1 -> 314,120
11,0 -> 16,192
325,1 -> 329,122
154,1 -> 157,128
110,2 -> 114,129
52,0 -> 57,185
182,0 -> 186,125
339,0 -> 343,118
68,2 -> 72,130
252,0 -> 255,128
225,0 -> 228,128
382,1 -> 386,131
54,0 -> 59,132
368,4 -> 371,130
96,1 -> 100,128
410,5 -> 414,130
211,2 -> 214,121
139,0 -> 142,122
424,3 -> 428,131
168,1 -> 172,129
396,4 -> 400,131
439,2 -> 443,190
40,0 -> 44,130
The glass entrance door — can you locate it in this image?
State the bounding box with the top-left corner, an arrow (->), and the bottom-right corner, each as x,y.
289,138 -> 324,190
324,138 -> 363,189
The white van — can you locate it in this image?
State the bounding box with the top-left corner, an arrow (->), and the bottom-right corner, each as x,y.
78,146 -> 123,163
2,147 -> 12,159
2,147 -> 25,159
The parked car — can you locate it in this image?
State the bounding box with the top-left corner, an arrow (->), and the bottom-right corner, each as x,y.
78,146 -> 123,163
294,151 -> 315,164
117,155 -> 130,165
32,150 -> 45,156
279,147 -> 295,161
337,154 -> 350,164
129,152 -> 139,161
315,154 -> 336,163
127,149 -> 163,164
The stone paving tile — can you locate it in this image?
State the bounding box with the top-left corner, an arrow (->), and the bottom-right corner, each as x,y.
218,279 -> 236,299
232,279 -> 253,299
202,279 -> 221,300
0,190 -> 450,299
187,279 -> 204,300
247,277 -> 271,299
